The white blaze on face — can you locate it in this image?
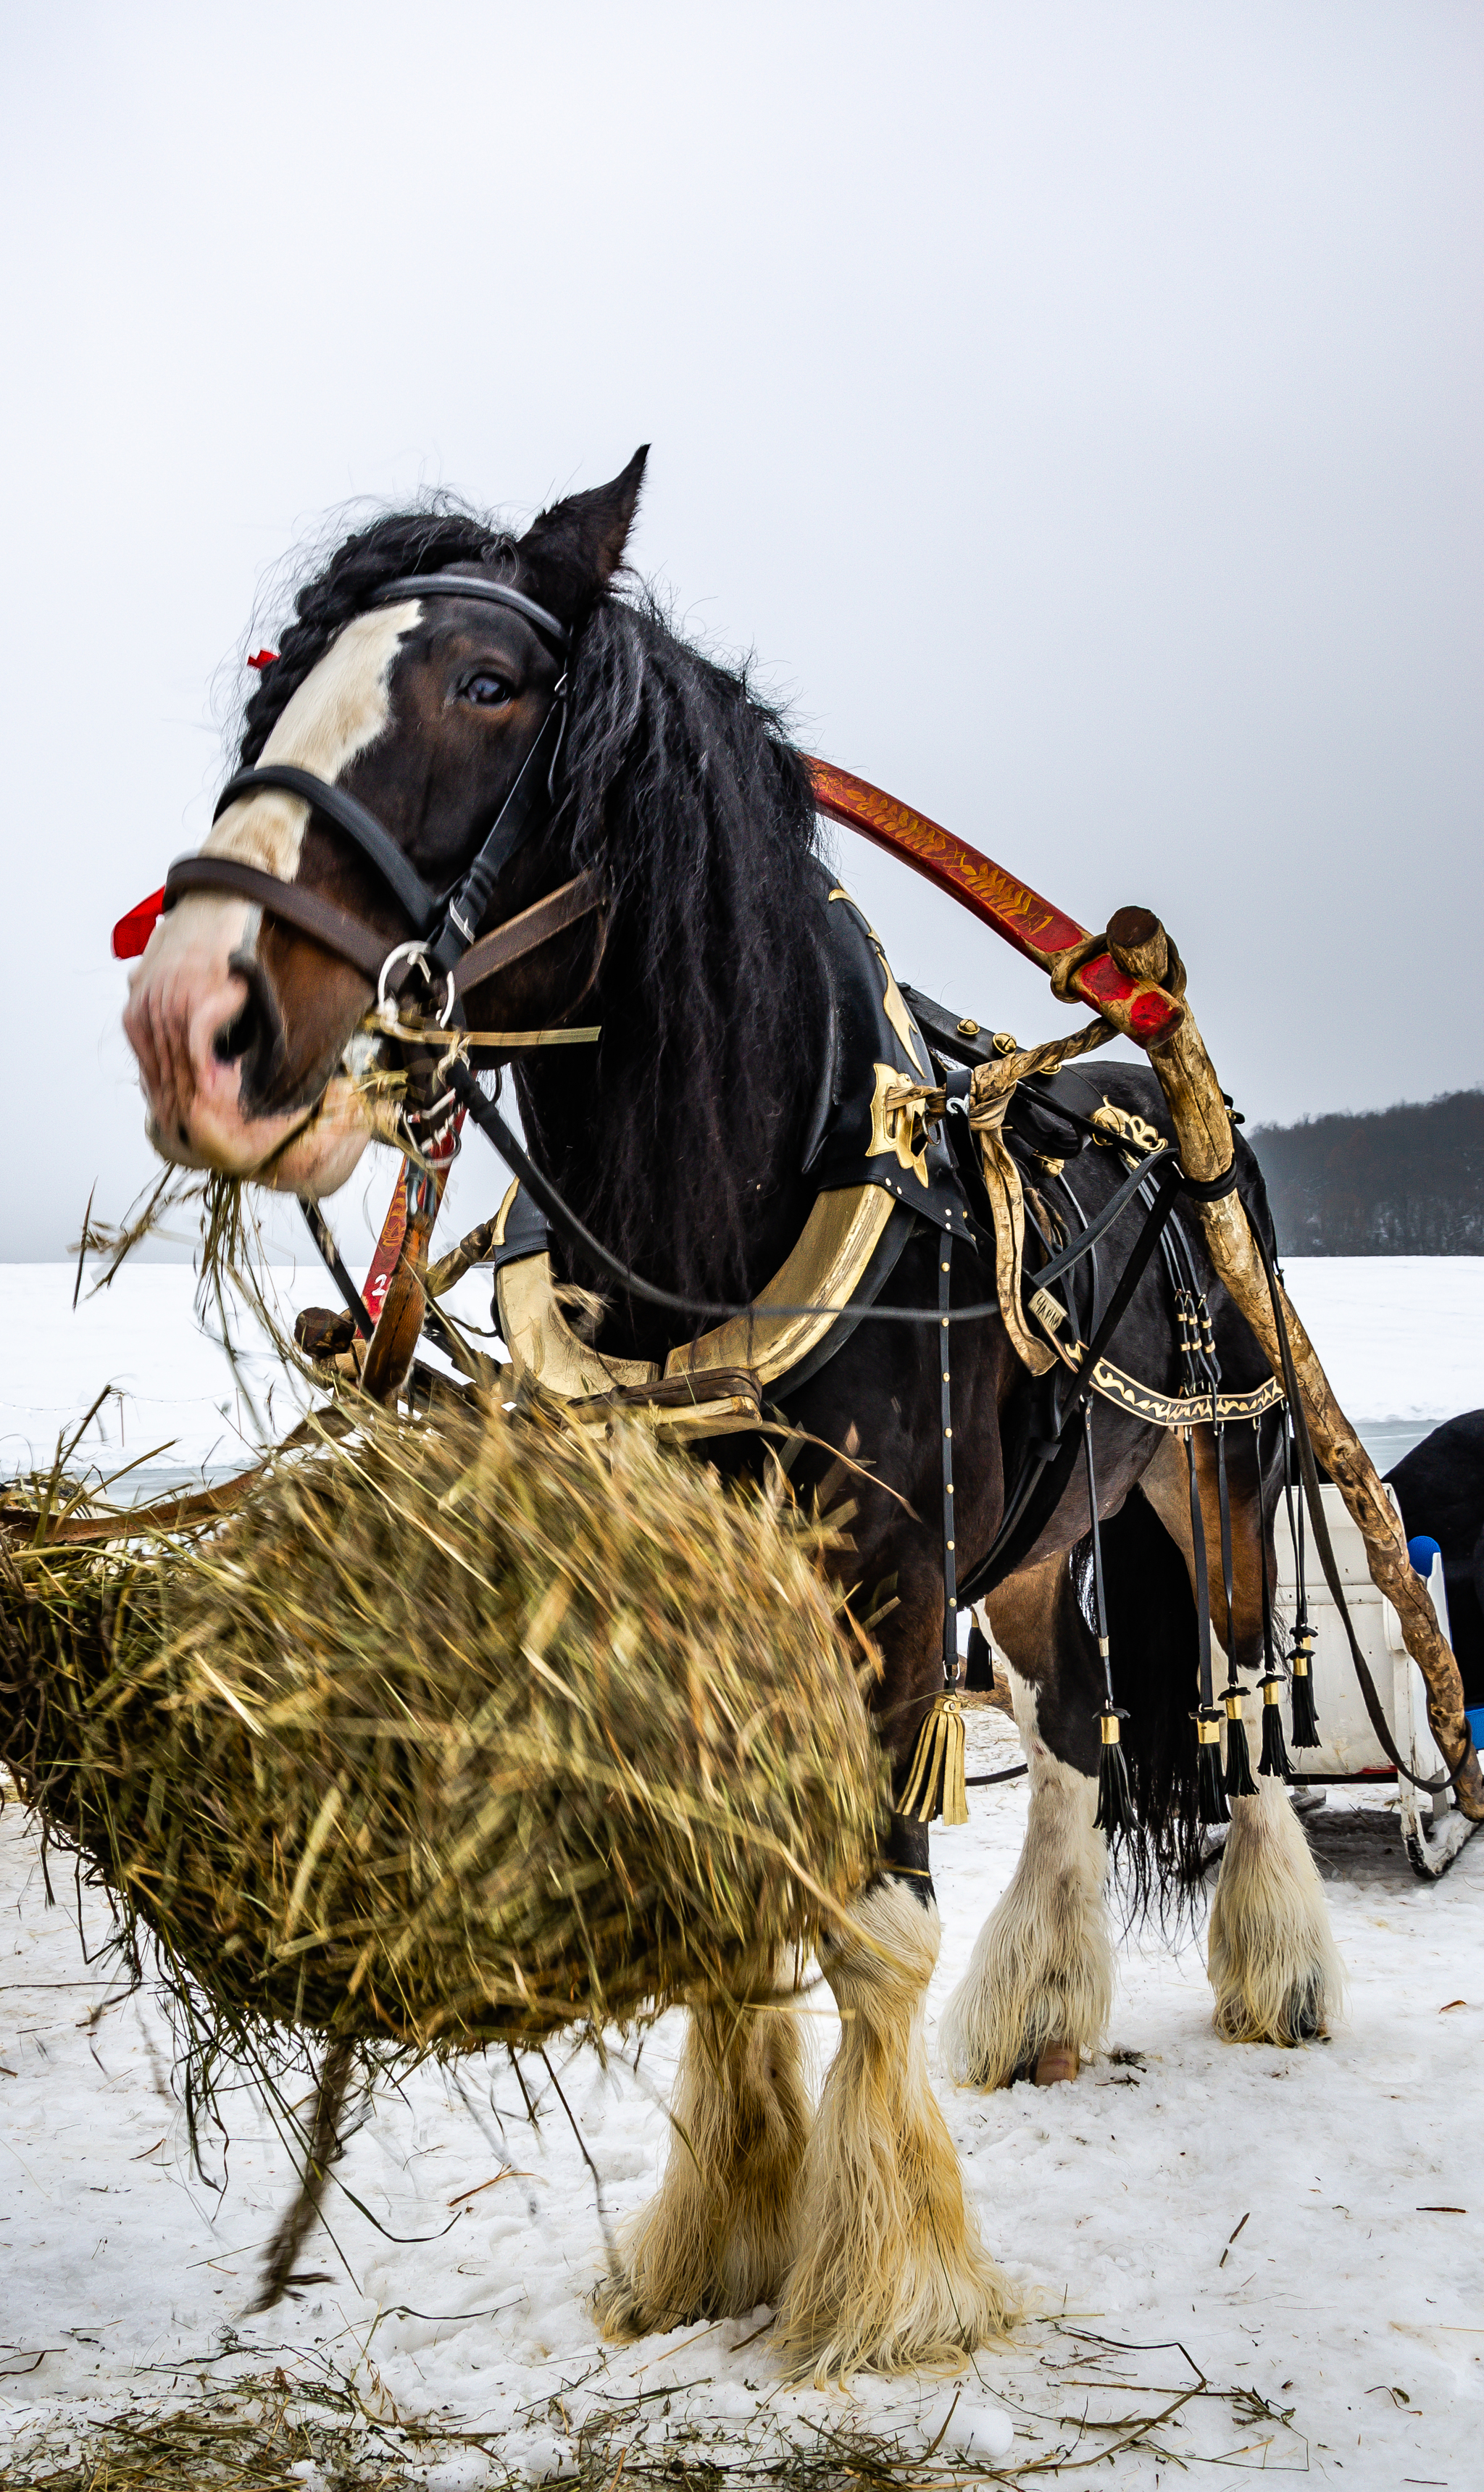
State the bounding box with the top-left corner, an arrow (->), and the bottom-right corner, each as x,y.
206,604 -> 420,875
123,602 -> 422,1188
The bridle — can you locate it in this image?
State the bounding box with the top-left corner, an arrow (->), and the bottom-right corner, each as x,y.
159,572 -> 606,1137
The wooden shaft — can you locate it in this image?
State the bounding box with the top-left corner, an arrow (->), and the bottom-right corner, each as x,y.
807,759 -> 1188,1041
1102,917 -> 1483,1820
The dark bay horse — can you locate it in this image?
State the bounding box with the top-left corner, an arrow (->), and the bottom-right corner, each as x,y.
122,451 -> 1341,2380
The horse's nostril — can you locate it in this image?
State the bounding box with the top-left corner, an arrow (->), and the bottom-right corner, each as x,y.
215,954 -> 288,1100
213,998 -> 260,1064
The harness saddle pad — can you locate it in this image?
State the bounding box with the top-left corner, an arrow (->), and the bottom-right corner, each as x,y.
490,883 -> 977,1403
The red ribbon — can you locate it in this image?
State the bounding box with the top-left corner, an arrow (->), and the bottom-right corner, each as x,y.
112,888 -> 166,959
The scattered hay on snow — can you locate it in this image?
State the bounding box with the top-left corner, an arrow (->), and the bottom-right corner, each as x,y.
0,1399 -> 885,2063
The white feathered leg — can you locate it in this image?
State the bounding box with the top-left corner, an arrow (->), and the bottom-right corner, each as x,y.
941,1665 -> 1114,2090
778,1878 -> 1020,2383
1208,1770 -> 1344,2043
596,1988 -> 810,2337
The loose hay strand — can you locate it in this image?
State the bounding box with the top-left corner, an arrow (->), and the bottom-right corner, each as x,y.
0,1399 -> 887,2083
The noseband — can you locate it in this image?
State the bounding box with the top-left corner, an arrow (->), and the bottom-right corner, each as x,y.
159,573 -> 604,1035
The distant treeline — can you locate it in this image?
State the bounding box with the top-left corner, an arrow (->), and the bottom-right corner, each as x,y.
1249,1089 -> 1484,1256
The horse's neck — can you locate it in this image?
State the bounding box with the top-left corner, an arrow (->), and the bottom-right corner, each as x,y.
514,993 -> 822,1364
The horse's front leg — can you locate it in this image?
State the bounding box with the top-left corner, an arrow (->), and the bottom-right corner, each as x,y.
778,1568 -> 1019,2383
597,1981 -> 811,2338
941,1553 -> 1114,2090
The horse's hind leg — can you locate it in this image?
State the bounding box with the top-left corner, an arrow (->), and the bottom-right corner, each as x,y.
1143,1428 -> 1344,2043
778,1810 -> 1019,2382
941,1554 -> 1114,2091
596,1985 -> 809,2338
1208,1764 -> 1344,2041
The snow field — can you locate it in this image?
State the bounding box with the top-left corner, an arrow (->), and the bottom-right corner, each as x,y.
1,1254 -> 1483,2483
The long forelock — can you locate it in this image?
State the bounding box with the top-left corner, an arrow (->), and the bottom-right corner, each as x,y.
238,502 -> 518,768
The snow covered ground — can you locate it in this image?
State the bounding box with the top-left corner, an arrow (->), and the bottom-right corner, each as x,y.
2,1254 -> 1483,2485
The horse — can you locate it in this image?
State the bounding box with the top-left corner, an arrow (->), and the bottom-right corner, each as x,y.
1388,1411 -> 1484,1706
121,450 -> 1343,2380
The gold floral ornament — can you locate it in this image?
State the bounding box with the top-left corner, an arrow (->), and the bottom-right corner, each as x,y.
866,1064 -> 943,1185
1091,1098 -> 1164,1157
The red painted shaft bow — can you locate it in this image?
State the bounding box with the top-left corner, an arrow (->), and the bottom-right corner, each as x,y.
806,759 -> 1181,1044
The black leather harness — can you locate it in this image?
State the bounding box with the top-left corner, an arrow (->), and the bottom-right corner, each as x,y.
169,573 -> 1262,1733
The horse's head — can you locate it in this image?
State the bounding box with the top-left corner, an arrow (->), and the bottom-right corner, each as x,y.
123,452 -> 646,1191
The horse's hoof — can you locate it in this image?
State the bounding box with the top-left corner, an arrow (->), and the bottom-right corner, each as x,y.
1288,1979 -> 1323,2043
1033,2042 -> 1079,2086
593,2272 -> 673,2343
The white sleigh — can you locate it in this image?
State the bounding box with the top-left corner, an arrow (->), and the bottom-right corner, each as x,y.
1274,1481 -> 1477,1879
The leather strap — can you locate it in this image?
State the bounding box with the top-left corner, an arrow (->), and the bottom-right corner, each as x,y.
162,856 -> 605,997
452,870 -> 605,993
163,856 -> 391,981
430,701 -> 566,970
214,763 -> 442,932
368,572 -> 570,653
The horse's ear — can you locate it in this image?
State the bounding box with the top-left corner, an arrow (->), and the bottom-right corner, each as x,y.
517,447 -> 649,624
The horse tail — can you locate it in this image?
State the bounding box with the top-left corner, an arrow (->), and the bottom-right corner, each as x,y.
1094,1483 -> 1209,1922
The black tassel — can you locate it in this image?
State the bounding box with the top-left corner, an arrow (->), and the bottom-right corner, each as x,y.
1222,1691 -> 1258,1799
1257,1675 -> 1291,1779
1093,1708 -> 1135,1837
1196,1709 -> 1230,1824
1288,1625 -> 1320,1748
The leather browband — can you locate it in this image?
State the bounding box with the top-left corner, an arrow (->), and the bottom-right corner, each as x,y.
369,572 -> 570,653
161,857 -> 604,996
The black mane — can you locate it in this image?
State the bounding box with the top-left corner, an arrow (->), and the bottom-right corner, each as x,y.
527,592 -> 828,1311
239,504 -> 830,1309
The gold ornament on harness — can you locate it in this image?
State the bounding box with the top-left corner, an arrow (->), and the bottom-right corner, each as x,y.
865,1064 -> 938,1185
900,1691 -> 969,1827
1090,1097 -> 1164,1156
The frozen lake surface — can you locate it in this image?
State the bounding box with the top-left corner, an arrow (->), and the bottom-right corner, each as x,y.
4,1254 -> 1483,1489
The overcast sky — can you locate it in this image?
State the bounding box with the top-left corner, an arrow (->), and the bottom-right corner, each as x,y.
3,1 -> 1479,1263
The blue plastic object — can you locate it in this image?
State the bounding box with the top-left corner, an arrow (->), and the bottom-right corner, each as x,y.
1408,1534 -> 1442,1578
1467,1707 -> 1484,1752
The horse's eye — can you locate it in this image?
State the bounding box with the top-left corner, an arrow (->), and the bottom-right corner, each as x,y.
459,672 -> 513,707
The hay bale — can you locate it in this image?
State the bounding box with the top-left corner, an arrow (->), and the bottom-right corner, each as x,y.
0,1403 -> 885,2055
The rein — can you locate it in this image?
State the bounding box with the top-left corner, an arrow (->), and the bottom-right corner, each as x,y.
443,1054 -> 1213,1335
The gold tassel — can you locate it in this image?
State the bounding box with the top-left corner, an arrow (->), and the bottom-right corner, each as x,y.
900,1693 -> 969,1825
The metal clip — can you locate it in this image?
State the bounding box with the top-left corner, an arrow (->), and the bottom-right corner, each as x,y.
376,941 -> 457,1030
